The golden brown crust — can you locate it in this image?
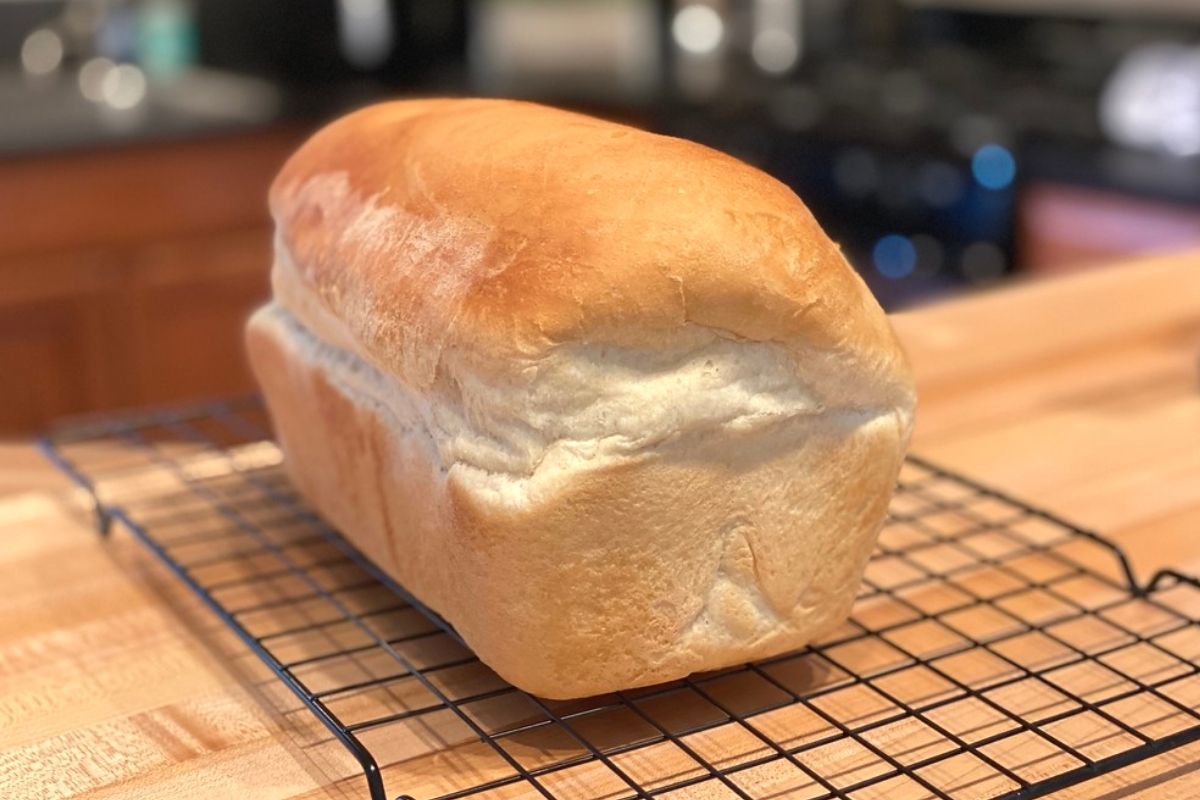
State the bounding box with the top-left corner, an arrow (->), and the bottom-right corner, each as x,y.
251,98 -> 918,698
270,98 -> 912,400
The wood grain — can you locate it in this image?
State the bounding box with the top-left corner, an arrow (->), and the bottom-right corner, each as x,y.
1,249 -> 1199,799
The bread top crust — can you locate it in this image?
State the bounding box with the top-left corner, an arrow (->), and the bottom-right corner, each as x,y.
269,97 -> 913,409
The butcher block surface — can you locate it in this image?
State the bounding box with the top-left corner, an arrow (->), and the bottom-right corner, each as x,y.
1,249 -> 1199,799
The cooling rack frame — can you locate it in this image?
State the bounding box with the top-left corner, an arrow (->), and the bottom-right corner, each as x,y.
40,396 -> 1200,800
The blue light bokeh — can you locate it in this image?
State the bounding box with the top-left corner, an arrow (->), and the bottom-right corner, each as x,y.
872,234 -> 917,279
971,144 -> 1016,190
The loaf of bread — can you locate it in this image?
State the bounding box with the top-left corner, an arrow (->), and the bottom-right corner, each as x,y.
246,98 -> 916,699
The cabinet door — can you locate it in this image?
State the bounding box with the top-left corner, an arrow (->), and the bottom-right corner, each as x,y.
0,252 -> 126,433
127,229 -> 272,406
0,299 -> 100,432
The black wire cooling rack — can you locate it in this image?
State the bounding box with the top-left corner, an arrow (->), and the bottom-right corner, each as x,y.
41,396 -> 1200,800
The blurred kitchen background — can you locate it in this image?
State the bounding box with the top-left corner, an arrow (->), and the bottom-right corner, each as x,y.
3,0 -> 1200,433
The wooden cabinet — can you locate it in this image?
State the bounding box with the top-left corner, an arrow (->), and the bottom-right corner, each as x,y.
0,127 -> 304,434
1,294 -> 110,430
0,251 -> 125,431
126,230 -> 272,406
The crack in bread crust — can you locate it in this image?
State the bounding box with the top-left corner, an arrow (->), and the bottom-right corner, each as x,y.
261,303 -> 899,507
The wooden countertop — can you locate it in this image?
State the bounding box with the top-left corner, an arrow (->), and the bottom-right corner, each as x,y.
2,250 -> 1198,799
891,250 -> 1200,584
